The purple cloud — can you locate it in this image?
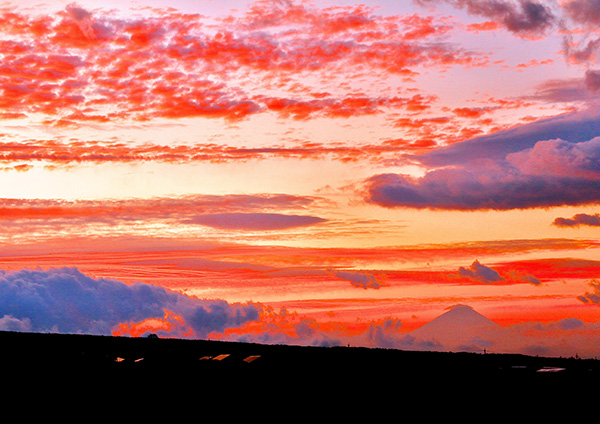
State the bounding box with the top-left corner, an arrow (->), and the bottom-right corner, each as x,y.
364,166 -> 600,211
564,0 -> 600,25
553,213 -> 600,228
458,260 -> 504,284
330,270 -> 385,289
585,69 -> 600,92
186,213 -> 328,230
506,137 -> 600,179
578,279 -> 600,305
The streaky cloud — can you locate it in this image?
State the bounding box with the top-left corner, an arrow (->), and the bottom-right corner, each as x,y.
186,212 -> 328,230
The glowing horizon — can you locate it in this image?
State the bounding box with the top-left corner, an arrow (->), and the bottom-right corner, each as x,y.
1,0 -> 600,358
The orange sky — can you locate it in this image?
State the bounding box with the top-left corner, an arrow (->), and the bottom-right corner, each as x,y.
0,0 -> 600,358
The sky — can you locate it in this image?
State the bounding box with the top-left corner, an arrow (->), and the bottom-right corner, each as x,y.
1,0 -> 600,358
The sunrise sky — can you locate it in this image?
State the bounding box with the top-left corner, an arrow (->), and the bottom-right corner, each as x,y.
1,0 -> 600,358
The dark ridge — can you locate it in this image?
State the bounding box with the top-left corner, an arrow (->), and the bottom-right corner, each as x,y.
2,330 -> 598,398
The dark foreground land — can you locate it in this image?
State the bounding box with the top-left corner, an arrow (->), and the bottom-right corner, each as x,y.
1,330 -> 598,399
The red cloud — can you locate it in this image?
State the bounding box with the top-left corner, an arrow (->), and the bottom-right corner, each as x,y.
0,3 -> 485,127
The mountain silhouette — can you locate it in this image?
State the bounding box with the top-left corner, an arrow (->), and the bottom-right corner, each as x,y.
410,304 -> 503,351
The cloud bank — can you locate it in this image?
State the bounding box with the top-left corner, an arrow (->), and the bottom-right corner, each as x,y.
0,267 -> 260,337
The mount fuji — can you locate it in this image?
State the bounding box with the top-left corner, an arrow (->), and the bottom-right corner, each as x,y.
410,305 -> 503,352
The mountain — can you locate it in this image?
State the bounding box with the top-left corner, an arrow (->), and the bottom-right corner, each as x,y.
410,304 -> 503,352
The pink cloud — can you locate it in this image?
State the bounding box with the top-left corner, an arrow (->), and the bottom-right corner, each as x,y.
506,137 -> 600,179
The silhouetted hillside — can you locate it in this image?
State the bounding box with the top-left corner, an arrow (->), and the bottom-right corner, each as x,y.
2,330 -> 598,396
